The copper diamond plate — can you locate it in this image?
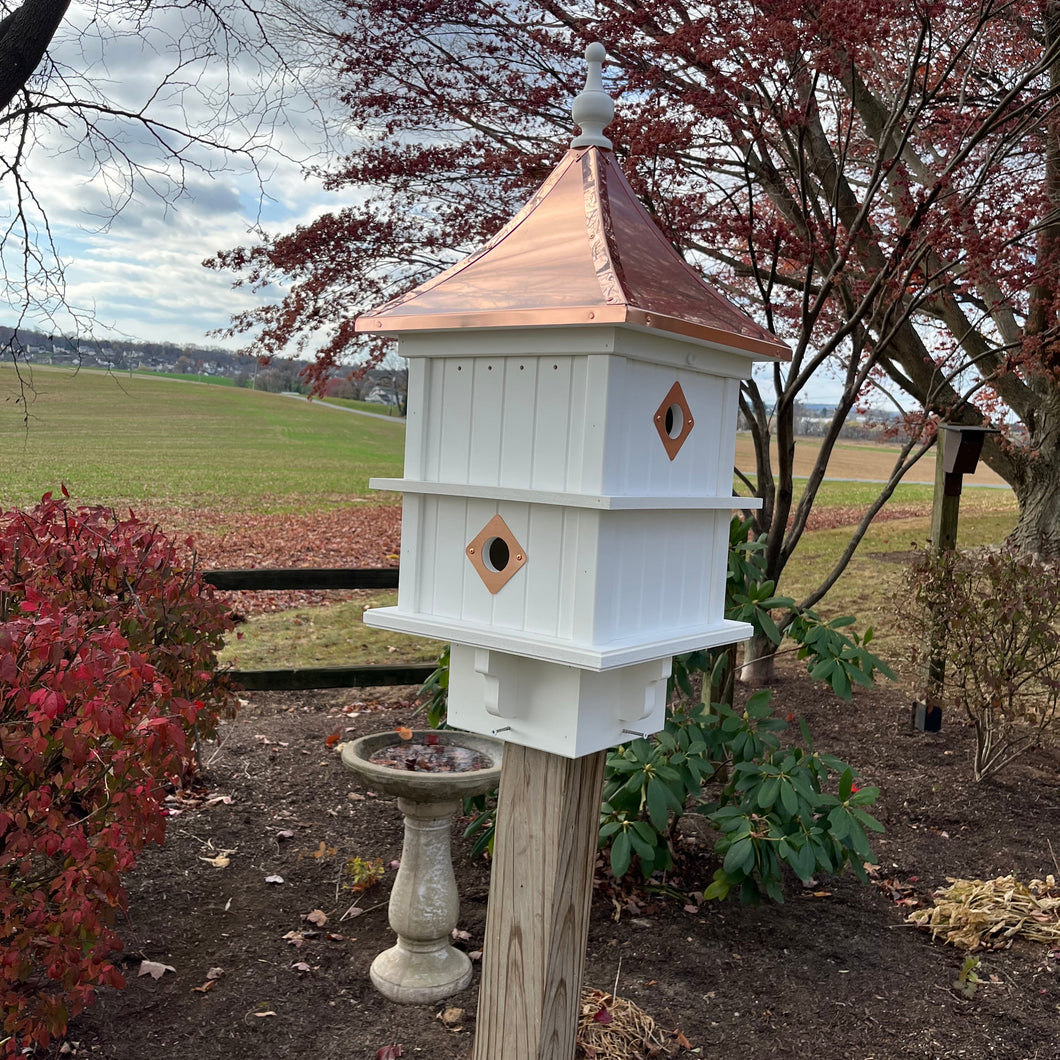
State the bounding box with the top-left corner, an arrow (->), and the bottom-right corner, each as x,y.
654,380 -> 694,461
466,514 -> 527,594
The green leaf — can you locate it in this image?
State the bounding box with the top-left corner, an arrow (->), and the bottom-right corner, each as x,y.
723,836 -> 755,876
778,779 -> 799,818
757,776 -> 780,810
832,664 -> 852,701
828,806 -> 851,840
745,689 -> 774,718
852,807 -> 885,833
645,777 -> 674,831
756,608 -> 782,645
703,873 -> 732,902
628,828 -> 657,863
610,830 -> 632,878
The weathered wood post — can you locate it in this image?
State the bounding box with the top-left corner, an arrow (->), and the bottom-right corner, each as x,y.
354,43 -> 789,1059
913,424 -> 996,732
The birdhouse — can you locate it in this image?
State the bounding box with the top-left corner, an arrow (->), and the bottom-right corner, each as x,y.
357,45 -> 789,757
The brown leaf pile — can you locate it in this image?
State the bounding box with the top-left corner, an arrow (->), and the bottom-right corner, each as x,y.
147,504 -> 402,615
907,875 -> 1060,950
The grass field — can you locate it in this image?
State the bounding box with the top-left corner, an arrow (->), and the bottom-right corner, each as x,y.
0,365 -> 404,512
134,370 -> 237,386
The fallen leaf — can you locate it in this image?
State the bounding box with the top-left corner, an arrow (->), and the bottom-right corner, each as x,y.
395,726 -> 414,741
437,1006 -> 464,1028
265,875 -> 285,885
377,1046 -> 403,1060
282,931 -> 305,947
592,1004 -> 612,1024
204,795 -> 233,807
325,729 -> 342,748
200,853 -> 231,869
306,909 -> 329,927
192,980 -> 216,994
276,830 -> 295,840
138,960 -> 176,980
291,962 -> 311,973
451,928 -> 471,942
253,1011 -> 277,1019
207,967 -> 225,980
674,1029 -> 692,1048
310,841 -> 337,859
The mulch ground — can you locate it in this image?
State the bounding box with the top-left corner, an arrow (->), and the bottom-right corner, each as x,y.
50,505 -> 1060,1059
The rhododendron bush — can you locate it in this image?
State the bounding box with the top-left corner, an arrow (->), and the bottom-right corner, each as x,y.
0,494 -> 235,1054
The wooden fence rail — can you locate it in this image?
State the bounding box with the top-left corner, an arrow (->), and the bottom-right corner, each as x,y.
203,567 -> 435,692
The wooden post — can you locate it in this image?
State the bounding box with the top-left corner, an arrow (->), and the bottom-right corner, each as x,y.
472,744 -> 607,1060
915,430 -> 961,732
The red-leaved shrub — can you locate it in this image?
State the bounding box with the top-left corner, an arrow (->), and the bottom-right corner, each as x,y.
0,494 -> 235,1053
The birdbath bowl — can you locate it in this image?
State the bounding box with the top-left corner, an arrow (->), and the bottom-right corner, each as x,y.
341,730 -> 503,1004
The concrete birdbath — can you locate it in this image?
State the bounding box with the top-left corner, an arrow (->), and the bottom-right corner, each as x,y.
341,730 -> 503,1004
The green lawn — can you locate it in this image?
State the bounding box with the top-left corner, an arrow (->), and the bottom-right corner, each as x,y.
218,592 -> 440,671
0,365 -> 405,512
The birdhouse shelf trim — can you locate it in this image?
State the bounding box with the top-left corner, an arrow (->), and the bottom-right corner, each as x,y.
370,478 -> 762,512
363,608 -> 754,672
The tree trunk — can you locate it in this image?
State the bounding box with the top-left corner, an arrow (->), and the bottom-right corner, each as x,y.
740,630 -> 777,685
0,0 -> 71,113
1008,400 -> 1060,559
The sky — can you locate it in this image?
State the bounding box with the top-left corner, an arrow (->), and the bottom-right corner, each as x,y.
2,4 -> 853,404
4,2 -> 352,353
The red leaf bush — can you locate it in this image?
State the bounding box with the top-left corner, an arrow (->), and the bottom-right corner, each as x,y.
0,495 -> 236,1053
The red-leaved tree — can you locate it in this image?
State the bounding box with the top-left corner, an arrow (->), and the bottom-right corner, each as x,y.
209,1 -> 1060,668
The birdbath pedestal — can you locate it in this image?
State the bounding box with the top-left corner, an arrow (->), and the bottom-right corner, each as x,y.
341,730 -> 503,1004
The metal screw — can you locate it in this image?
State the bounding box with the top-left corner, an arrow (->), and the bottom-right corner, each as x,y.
467,547 -> 476,555
515,554 -> 524,561
491,726 -> 511,734
622,728 -> 648,738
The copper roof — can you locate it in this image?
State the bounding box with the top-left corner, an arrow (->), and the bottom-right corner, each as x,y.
355,146 -> 789,360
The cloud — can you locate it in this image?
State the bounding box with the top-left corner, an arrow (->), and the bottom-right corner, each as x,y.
1,2 -> 355,351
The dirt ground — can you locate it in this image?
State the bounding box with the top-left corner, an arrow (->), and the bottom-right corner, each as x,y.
51,659 -> 1058,1060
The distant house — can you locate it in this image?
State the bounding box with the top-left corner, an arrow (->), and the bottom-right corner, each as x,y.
366,386 -> 399,406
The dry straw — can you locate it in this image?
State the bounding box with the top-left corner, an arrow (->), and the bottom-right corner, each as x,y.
907,874 -> 1060,950
576,988 -> 674,1058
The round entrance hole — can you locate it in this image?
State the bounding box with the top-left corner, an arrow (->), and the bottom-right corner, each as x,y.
664,403 -> 684,438
483,536 -> 510,573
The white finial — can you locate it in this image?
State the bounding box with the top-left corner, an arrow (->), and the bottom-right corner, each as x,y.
571,42 -> 614,150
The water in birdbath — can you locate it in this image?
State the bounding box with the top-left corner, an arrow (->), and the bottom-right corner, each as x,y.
368,742 -> 493,773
